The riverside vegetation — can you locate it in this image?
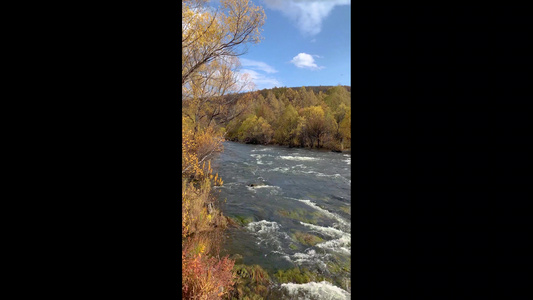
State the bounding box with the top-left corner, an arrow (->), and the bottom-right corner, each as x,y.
182,0 -> 265,298
223,85 -> 351,151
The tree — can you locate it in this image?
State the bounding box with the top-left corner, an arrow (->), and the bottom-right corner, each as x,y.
182,0 -> 265,86
265,90 -> 282,116
339,108 -> 351,149
323,85 -> 350,111
182,56 -> 253,132
301,88 -> 319,108
255,101 -> 275,124
294,116 -> 308,147
237,115 -> 273,144
300,106 -> 334,148
181,2 -> 266,298
324,102 -> 348,149
285,88 -> 298,103
274,104 -> 299,146
182,0 -> 266,154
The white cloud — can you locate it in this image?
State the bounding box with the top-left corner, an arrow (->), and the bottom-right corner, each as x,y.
238,69 -> 282,90
290,53 -> 324,70
263,0 -> 350,36
239,58 -> 278,74
237,58 -> 281,90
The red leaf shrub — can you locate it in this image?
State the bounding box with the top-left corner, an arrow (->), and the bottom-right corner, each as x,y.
182,247 -> 236,299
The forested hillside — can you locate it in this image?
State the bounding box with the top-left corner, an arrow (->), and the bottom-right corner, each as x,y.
221,85 -> 351,151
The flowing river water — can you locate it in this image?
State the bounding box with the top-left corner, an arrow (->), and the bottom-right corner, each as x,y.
213,141 -> 351,299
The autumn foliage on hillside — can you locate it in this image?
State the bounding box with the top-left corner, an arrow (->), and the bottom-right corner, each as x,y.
224,86 -> 351,150
182,0 -> 265,299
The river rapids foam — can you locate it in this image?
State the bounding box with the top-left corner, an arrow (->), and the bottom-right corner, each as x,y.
280,280 -> 351,300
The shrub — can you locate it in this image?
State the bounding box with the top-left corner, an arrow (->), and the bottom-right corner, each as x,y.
182,245 -> 236,299
182,116 -> 234,300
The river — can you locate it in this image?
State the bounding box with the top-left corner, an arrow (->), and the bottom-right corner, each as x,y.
212,141 -> 351,299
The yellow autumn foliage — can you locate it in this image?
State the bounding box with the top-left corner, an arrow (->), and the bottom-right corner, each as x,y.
182,1 -> 265,298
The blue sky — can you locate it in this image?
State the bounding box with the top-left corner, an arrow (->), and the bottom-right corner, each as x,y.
235,0 -> 351,90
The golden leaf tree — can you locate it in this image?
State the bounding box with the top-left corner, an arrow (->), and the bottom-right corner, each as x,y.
182,0 -> 265,169
182,0 -> 265,86
181,1 -> 265,298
